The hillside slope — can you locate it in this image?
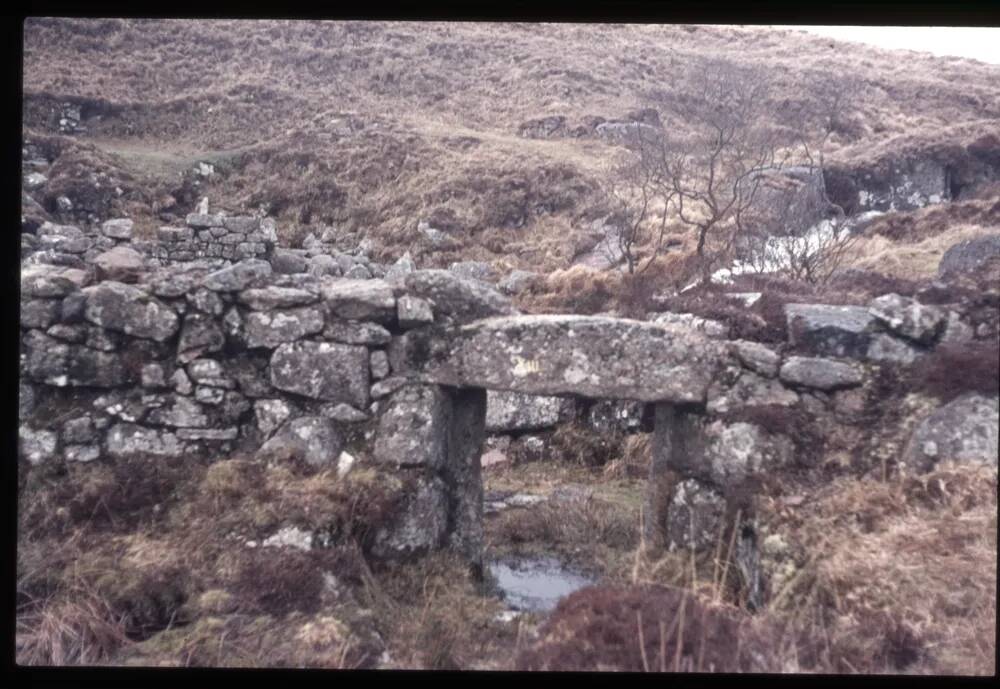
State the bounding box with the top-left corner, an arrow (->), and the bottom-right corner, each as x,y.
21,19 -> 1000,273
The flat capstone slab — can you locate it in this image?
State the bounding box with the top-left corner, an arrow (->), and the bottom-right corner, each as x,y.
389,315 -> 723,403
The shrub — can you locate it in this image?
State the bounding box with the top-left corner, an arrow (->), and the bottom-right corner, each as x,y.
516,584 -> 778,672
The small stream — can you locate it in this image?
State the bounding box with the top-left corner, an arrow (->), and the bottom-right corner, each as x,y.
487,556 -> 596,613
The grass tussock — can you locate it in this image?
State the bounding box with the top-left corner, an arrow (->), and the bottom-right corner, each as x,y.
516,584 -> 780,672
489,497 -> 639,554
365,551 -> 515,670
17,584 -> 132,666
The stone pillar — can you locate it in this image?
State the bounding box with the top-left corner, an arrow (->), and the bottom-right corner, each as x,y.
644,401 -> 677,550
442,386 -> 487,568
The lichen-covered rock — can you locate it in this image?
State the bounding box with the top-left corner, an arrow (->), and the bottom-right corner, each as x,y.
396,295 -> 434,328
498,270 -> 539,296
21,298 -> 61,329
62,416 -> 96,444
106,422 -> 187,458
786,303 -> 876,358
270,341 -> 370,407
19,426 -> 58,465
865,333 -> 923,365
195,386 -> 222,407
156,226 -> 194,242
238,286 -> 317,310
652,312 -> 729,340
186,359 -> 235,388
373,385 -> 449,468
141,363 -> 169,389
485,390 -> 571,433
707,370 -> 799,414
37,232 -> 92,254
322,320 -> 391,346
270,248 -> 309,275
729,340 -> 781,378
261,525 -> 313,551
19,382 -> 35,420
202,259 -> 272,291
403,270 -> 514,323
320,279 -> 396,323
21,263 -> 82,297
218,391 -> 251,423
779,356 -> 864,390
82,282 -> 179,342
345,264 -> 372,279
938,233 -> 1000,279
258,416 -> 345,467
254,398 -> 294,438
186,288 -> 225,316
384,251 -> 415,284
584,399 -> 646,434
245,307 -> 325,348
92,246 -> 145,283
307,254 -> 340,278
222,215 -> 260,233
101,218 -> 133,239
171,368 -> 193,395
186,213 -> 225,228
371,376 -> 408,400
370,350 -> 391,380
371,477 -> 448,560
939,311 -> 975,345
868,293 -> 946,345
449,260 -> 497,283
703,421 -> 794,486
391,315 -> 723,403
177,427 -> 238,441
94,390 -> 154,424
902,394 -> 999,472
665,479 -> 726,551
64,444 -> 101,462
145,395 -> 210,428
176,313 -> 225,363
23,330 -> 129,387
145,268 -> 204,298
320,402 -> 369,423
227,357 -> 271,398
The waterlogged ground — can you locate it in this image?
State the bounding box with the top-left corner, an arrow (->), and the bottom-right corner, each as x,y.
488,557 -> 597,613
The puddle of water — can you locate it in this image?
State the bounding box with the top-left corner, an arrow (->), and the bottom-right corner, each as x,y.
487,556 -> 596,613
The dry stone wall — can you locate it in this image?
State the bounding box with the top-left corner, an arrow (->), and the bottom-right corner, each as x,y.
18,214 -> 999,575
133,214 -> 277,264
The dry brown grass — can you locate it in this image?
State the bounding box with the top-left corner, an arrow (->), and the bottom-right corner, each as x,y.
17,584 -> 132,666
848,223 -> 999,280
759,463 -> 997,674
22,19 -> 1000,274
364,551 -> 517,670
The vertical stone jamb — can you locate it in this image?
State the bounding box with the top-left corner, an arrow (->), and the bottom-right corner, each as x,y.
644,401 -> 677,550
442,386 -> 487,569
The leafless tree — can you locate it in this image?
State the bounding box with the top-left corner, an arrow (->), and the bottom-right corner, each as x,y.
738,183 -> 860,285
736,75 -> 868,284
599,127 -> 677,274
602,61 -> 865,285
655,60 -> 798,283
